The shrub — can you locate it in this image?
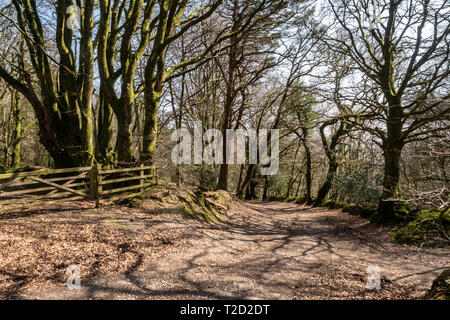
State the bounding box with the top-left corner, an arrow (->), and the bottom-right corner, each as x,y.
266,174 -> 287,199
332,168 -> 382,205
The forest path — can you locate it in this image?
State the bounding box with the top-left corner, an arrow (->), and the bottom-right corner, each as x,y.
19,201 -> 449,300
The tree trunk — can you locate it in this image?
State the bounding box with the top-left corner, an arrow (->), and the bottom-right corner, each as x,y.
115,111 -> 134,163
217,1 -> 239,191
79,0 -> 95,166
262,176 -> 269,201
236,164 -> 245,195
315,122 -> 348,204
377,97 -> 404,218
378,144 -> 403,216
0,1 -> 95,168
97,89 -> 114,164
237,163 -> 255,199
10,89 -> 21,168
141,88 -> 160,163
315,160 -> 338,205
302,127 -> 312,204
246,178 -> 258,200
285,142 -> 301,198
217,95 -> 232,190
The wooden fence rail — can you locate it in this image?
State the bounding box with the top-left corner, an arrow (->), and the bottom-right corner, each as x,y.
0,164 -> 157,213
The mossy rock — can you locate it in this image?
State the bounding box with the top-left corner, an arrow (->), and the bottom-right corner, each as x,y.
179,190 -> 230,223
391,209 -> 450,247
424,269 -> 450,300
205,190 -> 232,211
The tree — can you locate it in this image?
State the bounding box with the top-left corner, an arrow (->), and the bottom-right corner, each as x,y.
216,0 -> 295,190
285,90 -> 317,204
98,0 -> 155,163
140,0 -> 223,163
315,52 -> 356,204
323,0 -> 450,218
0,0 -> 95,167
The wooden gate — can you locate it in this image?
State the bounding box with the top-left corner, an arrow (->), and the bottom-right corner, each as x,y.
0,165 -> 157,213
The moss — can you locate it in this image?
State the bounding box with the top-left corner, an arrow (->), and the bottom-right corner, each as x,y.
390,209 -> 450,247
370,210 -> 406,226
179,190 -> 230,223
424,269 -> 450,300
393,203 -> 410,215
320,199 -> 335,207
297,197 -> 449,248
359,205 -> 377,219
205,190 -> 232,210
342,203 -> 361,215
312,198 -> 377,219
370,202 -> 412,226
285,196 -> 297,202
330,201 -> 346,209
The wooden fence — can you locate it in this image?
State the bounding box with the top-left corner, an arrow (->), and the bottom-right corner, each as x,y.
0,165 -> 157,213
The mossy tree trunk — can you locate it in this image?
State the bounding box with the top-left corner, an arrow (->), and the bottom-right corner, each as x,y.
98,0 -> 154,164
97,86 -> 115,164
378,99 -> 404,218
138,0 -> 229,165
142,84 -> 161,163
79,0 -> 95,166
0,0 -> 95,168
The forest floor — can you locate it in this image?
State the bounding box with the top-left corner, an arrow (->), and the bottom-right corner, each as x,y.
1,199 -> 449,299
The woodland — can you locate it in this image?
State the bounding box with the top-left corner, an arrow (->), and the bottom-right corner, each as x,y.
0,0 -> 449,300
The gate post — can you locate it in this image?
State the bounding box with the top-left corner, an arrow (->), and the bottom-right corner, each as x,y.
139,164 -> 144,194
89,165 -> 96,200
90,163 -> 102,207
96,164 -> 102,208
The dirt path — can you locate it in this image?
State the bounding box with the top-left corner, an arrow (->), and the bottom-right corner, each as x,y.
18,201 -> 449,300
